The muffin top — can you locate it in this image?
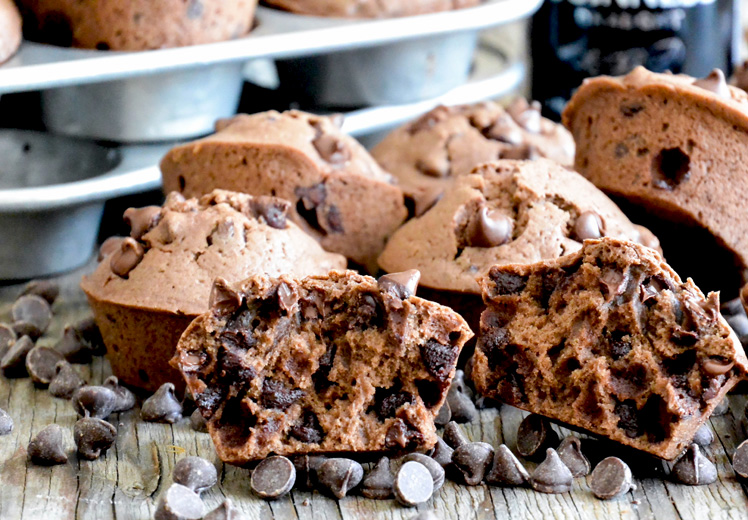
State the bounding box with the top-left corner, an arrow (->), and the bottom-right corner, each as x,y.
378,159 -> 660,294
372,100 -> 575,216
81,190 -> 346,315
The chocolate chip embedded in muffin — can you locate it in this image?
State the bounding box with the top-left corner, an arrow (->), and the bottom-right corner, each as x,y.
472,238 -> 748,460
173,270 -> 472,464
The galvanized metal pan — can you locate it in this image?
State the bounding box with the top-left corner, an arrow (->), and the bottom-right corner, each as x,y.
0,0 -> 542,95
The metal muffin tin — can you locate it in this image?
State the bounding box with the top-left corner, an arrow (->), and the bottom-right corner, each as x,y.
0,0 -> 541,141
0,43 -> 521,280
0,130 -> 164,279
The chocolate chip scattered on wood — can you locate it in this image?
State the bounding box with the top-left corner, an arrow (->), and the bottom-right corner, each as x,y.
73,316 -> 106,356
28,424 -> 68,466
251,456 -> 296,500
154,483 -> 204,520
73,385 -> 117,419
485,444 -> 529,486
431,437 -> 454,468
443,421 -> 469,449
317,458 -> 363,499
403,453 -> 446,491
530,448 -> 573,494
189,409 -> 208,433
434,401 -> 451,426
102,376 -> 136,413
0,408 -> 13,435
74,417 -> 117,460
0,323 -> 15,360
141,383 -> 183,423
48,361 -> 86,399
361,456 -> 394,499
446,385 -> 477,423
12,295 -> 52,340
692,425 -> 714,447
672,444 -> 717,486
54,325 -> 93,364
590,457 -> 635,500
1,335 -> 34,377
712,398 -> 729,416
25,345 -> 64,387
732,440 -> 748,478
452,442 -> 494,485
395,460 -> 434,507
174,456 -> 218,495
557,436 -> 591,477
517,414 -> 559,461
19,279 -> 60,305
293,455 -> 326,490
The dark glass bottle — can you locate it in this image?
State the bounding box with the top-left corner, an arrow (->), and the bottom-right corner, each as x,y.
531,0 -> 739,120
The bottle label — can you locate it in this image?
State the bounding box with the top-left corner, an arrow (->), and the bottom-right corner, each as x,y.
531,0 -> 737,119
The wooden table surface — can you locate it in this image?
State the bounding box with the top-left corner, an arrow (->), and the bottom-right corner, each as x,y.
1,262 -> 748,520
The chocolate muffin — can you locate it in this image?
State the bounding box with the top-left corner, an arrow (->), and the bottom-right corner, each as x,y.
0,0 -> 22,64
563,66 -> 748,294
261,0 -> 480,18
378,159 -> 660,336
80,190 -> 345,392
160,110 -> 408,271
17,0 -> 257,50
372,100 -> 575,216
173,270 -> 472,464
472,238 -> 748,460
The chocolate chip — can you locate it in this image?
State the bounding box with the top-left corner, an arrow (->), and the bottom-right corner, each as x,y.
141,383 -> 183,423
73,385 -> 117,419
713,398 -> 729,416
361,456 -> 394,499
574,211 -> 603,241
431,437 -> 454,468
313,134 -> 350,165
103,376 -> 136,412
1,335 -> 34,376
403,453 -> 446,491
54,326 -> 92,364
378,270 -> 421,299
421,340 -> 459,384
25,345 -> 65,387
443,421 -> 469,449
49,361 -> 86,399
251,196 -> 291,230
290,410 -> 324,444
98,236 -> 125,261
487,267 -> 526,295
467,207 -> 513,248
693,69 -> 730,98
672,444 -> 717,485
261,379 -> 303,410
485,113 -> 523,144
557,436 -> 591,477
73,316 -> 105,356
590,457 -> 634,499
190,409 -> 208,433
517,414 -> 559,461
485,444 -> 529,486
12,295 -> 52,340
174,456 -> 218,494
124,205 -> 161,240
0,408 -> 13,435
692,424 -> 714,446
317,458 -> 363,499
435,401 -> 451,426
154,483 -> 204,520
293,454 -> 326,490
703,356 -> 734,376
28,424 -> 68,465
452,442 -> 494,485
0,324 -> 15,360
508,99 -> 542,133
446,385 -> 477,423
74,416 -> 116,460
110,237 -> 145,278
530,448 -> 573,494
203,499 -> 245,520
475,396 -> 500,410
276,282 -> 298,312
395,461 -> 434,506
19,279 -> 59,305
413,186 -> 444,218
384,418 -> 423,450
733,440 -> 748,478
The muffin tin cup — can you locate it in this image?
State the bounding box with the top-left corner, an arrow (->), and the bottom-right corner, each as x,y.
41,63 -> 246,142
82,295 -> 194,393
275,30 -> 480,107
